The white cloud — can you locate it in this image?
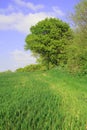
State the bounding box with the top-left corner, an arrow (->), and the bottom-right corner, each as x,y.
11,49 -> 36,69
0,2 -> 65,33
52,6 -> 65,16
0,49 -> 37,72
0,12 -> 52,33
13,0 -> 44,11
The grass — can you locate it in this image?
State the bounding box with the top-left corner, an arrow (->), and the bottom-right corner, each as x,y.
0,68 -> 87,130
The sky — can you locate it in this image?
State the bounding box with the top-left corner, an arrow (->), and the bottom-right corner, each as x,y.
0,0 -> 79,72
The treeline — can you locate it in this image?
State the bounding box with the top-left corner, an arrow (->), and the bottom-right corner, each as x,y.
16,64 -> 46,72
16,0 -> 87,74
67,0 -> 87,74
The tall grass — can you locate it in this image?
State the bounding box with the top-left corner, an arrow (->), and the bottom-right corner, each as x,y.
0,69 -> 87,130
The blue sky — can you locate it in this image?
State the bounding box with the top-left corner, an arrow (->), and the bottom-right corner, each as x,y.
0,0 -> 79,72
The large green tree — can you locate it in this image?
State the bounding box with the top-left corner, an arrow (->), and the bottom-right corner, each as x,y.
25,18 -> 73,69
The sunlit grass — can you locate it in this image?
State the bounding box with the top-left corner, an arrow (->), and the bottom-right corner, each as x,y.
0,69 -> 87,130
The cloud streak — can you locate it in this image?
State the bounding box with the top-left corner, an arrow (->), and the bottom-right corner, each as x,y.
52,6 -> 65,16
13,0 -> 44,11
0,5 -> 15,14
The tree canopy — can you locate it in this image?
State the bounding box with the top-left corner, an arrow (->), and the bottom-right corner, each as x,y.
68,0 -> 87,74
25,18 -> 73,69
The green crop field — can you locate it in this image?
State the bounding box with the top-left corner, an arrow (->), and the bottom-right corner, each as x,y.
0,69 -> 87,130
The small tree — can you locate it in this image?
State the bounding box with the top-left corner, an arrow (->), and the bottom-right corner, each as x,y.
25,18 -> 73,69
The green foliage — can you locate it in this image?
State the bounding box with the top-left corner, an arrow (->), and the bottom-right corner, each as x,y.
16,64 -> 46,72
68,0 -> 87,74
25,18 -> 73,69
15,67 -> 23,72
71,0 -> 87,33
0,69 -> 87,129
67,33 -> 87,74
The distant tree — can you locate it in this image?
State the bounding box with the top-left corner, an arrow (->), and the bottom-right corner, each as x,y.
68,0 -> 87,74
71,0 -> 87,34
25,18 -> 73,69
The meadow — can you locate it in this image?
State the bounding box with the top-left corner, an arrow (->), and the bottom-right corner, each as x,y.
0,68 -> 87,130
